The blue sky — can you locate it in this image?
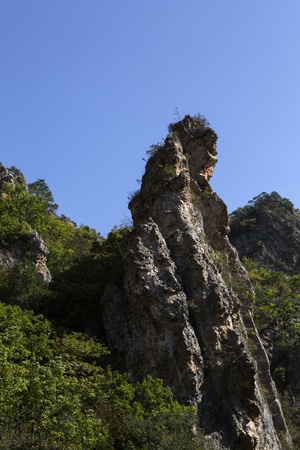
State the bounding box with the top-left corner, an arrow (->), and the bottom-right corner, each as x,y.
1,1 -> 299,235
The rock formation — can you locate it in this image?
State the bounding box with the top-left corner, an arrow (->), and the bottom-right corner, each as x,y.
0,162 -> 27,190
0,230 -> 51,283
102,116 -> 290,449
229,191 -> 300,276
0,163 -> 51,283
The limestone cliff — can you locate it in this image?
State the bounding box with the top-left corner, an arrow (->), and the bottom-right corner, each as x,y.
102,116 -> 290,449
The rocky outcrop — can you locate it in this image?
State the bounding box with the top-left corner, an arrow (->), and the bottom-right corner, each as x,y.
0,230 -> 51,283
102,116 -> 290,449
229,192 -> 300,276
0,163 -> 51,283
0,163 -> 27,190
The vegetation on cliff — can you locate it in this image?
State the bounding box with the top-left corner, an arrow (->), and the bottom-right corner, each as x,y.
1,140 -> 300,448
230,192 -> 300,447
0,301 -> 208,449
1,129 -> 299,447
0,169 -> 207,449
108,116 -> 289,449
230,191 -> 300,275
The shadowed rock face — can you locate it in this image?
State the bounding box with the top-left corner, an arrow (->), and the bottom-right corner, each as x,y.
230,199 -> 300,276
102,116 -> 290,449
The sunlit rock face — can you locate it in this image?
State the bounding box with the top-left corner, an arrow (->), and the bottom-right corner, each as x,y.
102,116 -> 290,449
0,163 -> 27,190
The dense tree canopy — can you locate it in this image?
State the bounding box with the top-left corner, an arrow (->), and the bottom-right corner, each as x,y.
0,302 -> 207,449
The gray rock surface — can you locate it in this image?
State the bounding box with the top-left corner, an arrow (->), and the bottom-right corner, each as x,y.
229,196 -> 300,276
0,230 -> 51,282
102,116 -> 290,449
0,163 -> 27,190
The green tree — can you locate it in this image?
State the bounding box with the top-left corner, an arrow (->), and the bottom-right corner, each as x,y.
28,178 -> 58,212
230,191 -> 297,236
97,372 -> 207,450
0,262 -> 49,309
47,226 -> 129,331
0,302 -> 207,449
243,258 -> 300,340
0,303 -> 109,449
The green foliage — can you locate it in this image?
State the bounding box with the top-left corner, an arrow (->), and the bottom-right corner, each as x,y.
243,257 -> 300,445
0,302 -> 205,449
168,112 -> 211,134
163,164 -> 177,178
0,180 -> 59,242
230,191 -> 297,235
146,139 -> 165,157
97,372 -> 207,449
28,178 -> 58,212
8,165 -> 22,176
48,226 -> 130,330
0,174 -> 129,327
192,112 -> 211,128
0,183 -> 32,240
0,262 -> 50,309
279,396 -> 300,449
43,216 -> 101,278
0,302 -> 109,449
243,258 -> 300,341
247,191 -> 294,212
0,175 -> 110,322
0,176 -> 99,268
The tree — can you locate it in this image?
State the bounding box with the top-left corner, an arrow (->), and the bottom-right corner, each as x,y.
0,302 -> 207,449
28,179 -> 58,212
0,303 -> 109,449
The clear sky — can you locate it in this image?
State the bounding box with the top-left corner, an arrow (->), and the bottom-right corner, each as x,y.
1,1 -> 299,235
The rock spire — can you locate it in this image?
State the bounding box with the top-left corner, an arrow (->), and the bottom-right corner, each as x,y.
102,116 -> 290,449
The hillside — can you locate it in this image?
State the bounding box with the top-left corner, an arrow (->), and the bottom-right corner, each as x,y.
229,192 -> 300,275
229,193 -> 300,445
0,117 -> 299,448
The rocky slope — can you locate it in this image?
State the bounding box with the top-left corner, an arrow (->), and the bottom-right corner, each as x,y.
101,116 -> 290,449
229,191 -> 300,276
229,192 -> 300,445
